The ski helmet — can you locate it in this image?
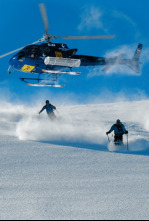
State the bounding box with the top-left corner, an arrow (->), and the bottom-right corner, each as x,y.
46,100 -> 50,104
116,119 -> 121,125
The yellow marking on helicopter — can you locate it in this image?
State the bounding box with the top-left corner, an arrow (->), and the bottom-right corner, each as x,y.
21,65 -> 35,72
55,51 -> 63,58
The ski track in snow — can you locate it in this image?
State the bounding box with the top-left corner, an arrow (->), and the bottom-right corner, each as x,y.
0,100 -> 149,219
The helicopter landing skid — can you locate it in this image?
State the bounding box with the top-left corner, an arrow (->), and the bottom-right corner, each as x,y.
20,78 -> 65,87
42,69 -> 81,75
27,83 -> 65,87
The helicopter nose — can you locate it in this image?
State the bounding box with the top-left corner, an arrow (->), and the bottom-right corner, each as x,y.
9,54 -> 23,70
9,55 -> 17,65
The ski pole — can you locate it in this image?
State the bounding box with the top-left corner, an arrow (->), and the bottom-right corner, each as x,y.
107,134 -> 110,142
127,134 -> 129,151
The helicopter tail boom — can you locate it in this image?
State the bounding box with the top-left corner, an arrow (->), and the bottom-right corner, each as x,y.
102,43 -> 143,74
120,43 -> 143,74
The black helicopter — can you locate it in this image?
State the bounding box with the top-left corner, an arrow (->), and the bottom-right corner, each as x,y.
0,4 -> 143,87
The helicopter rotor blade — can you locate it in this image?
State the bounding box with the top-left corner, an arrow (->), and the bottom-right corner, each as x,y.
39,3 -> 49,34
0,39 -> 44,59
50,35 -> 115,40
0,47 -> 25,59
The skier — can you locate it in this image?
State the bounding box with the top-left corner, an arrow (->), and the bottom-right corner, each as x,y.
39,100 -> 57,120
106,119 -> 128,145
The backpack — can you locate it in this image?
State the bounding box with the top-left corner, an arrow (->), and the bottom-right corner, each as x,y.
115,124 -> 123,133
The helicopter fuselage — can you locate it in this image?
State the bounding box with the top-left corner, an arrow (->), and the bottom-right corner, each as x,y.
9,43 -> 106,75
8,42 -> 143,87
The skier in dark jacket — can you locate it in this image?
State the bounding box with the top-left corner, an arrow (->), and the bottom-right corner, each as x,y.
39,100 -> 56,120
106,119 -> 128,144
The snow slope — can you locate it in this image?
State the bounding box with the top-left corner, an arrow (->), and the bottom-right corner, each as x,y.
0,100 -> 149,220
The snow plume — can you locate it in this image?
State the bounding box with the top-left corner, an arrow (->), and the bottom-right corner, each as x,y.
0,99 -> 149,154
16,99 -> 149,154
16,105 -> 106,145
88,44 -> 144,77
0,98 -> 105,145
85,89 -> 147,105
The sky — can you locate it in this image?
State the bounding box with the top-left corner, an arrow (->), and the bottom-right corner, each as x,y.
0,0 -> 149,105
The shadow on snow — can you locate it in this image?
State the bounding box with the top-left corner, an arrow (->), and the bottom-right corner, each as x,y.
38,138 -> 149,156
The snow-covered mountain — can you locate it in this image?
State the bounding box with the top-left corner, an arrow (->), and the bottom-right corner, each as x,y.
1,100 -> 149,220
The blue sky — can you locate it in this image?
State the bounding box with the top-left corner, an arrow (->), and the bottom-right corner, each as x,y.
0,0 -> 149,105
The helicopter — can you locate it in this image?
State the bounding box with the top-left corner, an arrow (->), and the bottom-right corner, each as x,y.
0,4 -> 143,87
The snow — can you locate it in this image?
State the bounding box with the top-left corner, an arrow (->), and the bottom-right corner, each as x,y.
0,100 -> 149,220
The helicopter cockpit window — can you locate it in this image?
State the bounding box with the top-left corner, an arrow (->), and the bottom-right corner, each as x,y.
29,46 -> 39,58
17,53 -> 25,62
21,46 -> 31,53
39,45 -> 51,55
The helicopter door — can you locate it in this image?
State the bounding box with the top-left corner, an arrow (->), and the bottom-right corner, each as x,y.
17,53 -> 25,62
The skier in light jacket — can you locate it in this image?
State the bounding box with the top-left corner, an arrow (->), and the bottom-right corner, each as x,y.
106,119 -> 128,144
39,100 -> 56,120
